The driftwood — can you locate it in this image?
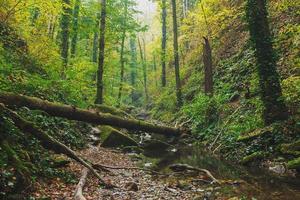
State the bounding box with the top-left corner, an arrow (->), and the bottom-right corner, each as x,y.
169,164 -> 220,184
74,168 -> 89,200
0,92 -> 181,136
0,103 -> 114,188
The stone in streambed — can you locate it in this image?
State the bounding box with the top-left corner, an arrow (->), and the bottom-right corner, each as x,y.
100,126 -> 138,148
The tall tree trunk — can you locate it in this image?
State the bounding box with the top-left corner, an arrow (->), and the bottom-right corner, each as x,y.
203,37 -> 213,96
70,0 -> 81,57
171,0 -> 183,107
60,0 -> 72,76
117,1 -> 128,105
246,0 -> 288,125
117,30 -> 126,104
92,13 -> 100,63
129,37 -> 137,103
161,0 -> 167,87
138,37 -> 149,104
95,0 -> 107,105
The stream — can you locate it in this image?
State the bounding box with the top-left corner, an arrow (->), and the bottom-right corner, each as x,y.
139,144 -> 300,200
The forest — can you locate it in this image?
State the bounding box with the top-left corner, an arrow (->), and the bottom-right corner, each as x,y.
0,0 -> 299,199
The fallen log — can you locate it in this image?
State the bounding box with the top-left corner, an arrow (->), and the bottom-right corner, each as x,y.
0,103 -> 113,187
0,92 -> 181,136
74,168 -> 89,200
169,164 -> 220,184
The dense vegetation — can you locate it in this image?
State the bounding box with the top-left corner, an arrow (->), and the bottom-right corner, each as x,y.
0,0 -> 299,199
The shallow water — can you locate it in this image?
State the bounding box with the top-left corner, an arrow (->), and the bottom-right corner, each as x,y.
144,145 -> 300,200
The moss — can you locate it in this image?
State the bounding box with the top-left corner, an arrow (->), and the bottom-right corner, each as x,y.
280,140 -> 300,156
237,126 -> 273,142
94,104 -> 133,119
287,157 -> 300,170
240,151 -> 264,165
100,126 -> 138,148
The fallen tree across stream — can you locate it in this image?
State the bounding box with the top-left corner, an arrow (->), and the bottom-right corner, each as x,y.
0,92 -> 181,136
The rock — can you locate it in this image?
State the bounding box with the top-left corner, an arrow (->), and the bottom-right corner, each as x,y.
100,126 -> 138,148
143,139 -> 172,157
269,164 -> 286,174
50,156 -> 70,168
125,182 -> 139,192
144,162 -> 152,167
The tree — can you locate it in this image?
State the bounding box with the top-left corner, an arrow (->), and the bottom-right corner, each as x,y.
203,37 -> 213,96
95,0 -> 107,104
117,0 -> 128,105
129,36 -> 137,103
246,0 -> 288,125
92,12 -> 101,63
161,0 -> 167,87
70,0 -> 81,57
171,0 -> 183,107
60,0 -> 72,75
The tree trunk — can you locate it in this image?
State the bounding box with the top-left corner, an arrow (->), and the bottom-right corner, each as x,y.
171,0 -> 183,107
138,37 -> 149,103
95,0 -> 107,105
92,13 -> 100,63
203,37 -> 213,96
161,0 -> 167,87
0,92 -> 181,136
246,0 -> 288,125
60,0 -> 72,76
129,37 -> 137,103
70,0 -> 81,57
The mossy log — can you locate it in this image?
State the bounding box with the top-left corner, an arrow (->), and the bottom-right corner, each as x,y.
93,104 -> 133,119
240,151 -> 264,165
0,103 -> 111,187
0,92 -> 181,136
237,126 -> 273,142
280,140 -> 300,156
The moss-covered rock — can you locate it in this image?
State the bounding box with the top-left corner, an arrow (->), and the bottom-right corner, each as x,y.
280,140 -> 300,156
240,151 -> 264,165
100,126 -> 138,148
287,157 -> 300,170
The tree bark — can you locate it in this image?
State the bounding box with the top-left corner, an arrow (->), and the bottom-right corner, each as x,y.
60,0 -> 72,76
129,37 -> 137,103
246,0 -> 288,125
0,104 -> 111,186
138,37 -> 149,103
171,0 -> 183,107
161,0 -> 167,87
95,0 -> 107,104
70,0 -> 81,57
203,37 -> 213,96
0,93 -> 181,136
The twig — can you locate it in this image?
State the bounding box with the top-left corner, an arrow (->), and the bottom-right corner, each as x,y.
74,168 -> 89,200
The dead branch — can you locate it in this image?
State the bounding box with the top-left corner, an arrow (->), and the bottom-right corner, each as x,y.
74,168 -> 89,200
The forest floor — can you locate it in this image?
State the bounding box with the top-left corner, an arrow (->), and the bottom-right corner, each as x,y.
31,146 -> 203,200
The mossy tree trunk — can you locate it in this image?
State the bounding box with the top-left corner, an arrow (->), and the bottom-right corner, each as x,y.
0,92 -> 181,136
171,0 -> 183,107
203,37 -> 213,96
161,0 -> 167,87
60,0 -> 72,76
129,37 -> 138,103
246,0 -> 288,125
95,0 -> 107,104
70,0 -> 81,57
